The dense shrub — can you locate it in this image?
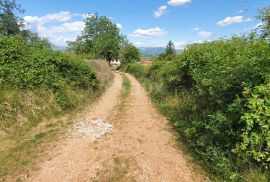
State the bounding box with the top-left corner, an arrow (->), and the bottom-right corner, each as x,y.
122,63 -> 150,78
0,33 -> 103,179
120,44 -> 140,64
0,36 -> 99,110
174,38 -> 270,171
124,36 -> 270,181
234,84 -> 270,166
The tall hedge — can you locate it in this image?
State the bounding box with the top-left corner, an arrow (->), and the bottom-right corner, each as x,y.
124,37 -> 270,180
0,36 -> 99,109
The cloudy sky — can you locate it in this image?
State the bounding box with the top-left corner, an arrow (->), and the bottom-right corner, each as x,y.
18,0 -> 268,49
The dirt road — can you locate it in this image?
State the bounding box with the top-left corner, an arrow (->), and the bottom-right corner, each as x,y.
25,72 -> 206,182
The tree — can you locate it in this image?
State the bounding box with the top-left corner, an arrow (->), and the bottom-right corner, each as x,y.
165,40 -> 176,56
0,0 -> 24,36
67,36 -> 89,55
158,40 -> 177,60
70,13 -> 123,63
257,6 -> 270,39
92,32 -> 121,62
120,43 -> 140,64
24,31 -> 51,49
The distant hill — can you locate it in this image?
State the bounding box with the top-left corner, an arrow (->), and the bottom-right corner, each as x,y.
138,47 -> 182,58
53,46 -> 67,51
138,47 -> 165,57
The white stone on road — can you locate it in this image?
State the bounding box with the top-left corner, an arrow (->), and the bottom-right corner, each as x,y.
74,118 -> 113,140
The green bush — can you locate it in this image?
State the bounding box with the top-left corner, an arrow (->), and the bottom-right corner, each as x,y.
120,44 -> 140,64
234,84 -> 270,166
0,36 -> 99,110
124,36 -> 270,181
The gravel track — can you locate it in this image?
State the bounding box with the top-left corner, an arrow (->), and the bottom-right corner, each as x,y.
25,72 -> 206,182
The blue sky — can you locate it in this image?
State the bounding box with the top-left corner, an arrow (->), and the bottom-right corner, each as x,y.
17,0 -> 269,48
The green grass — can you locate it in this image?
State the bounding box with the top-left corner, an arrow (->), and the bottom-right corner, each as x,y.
0,129 -> 59,179
121,74 -> 131,101
0,83 -> 104,181
93,156 -> 136,182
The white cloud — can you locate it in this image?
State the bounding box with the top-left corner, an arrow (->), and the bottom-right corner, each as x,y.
174,41 -> 188,49
217,16 -> 253,26
62,21 -> 85,32
191,27 -> 200,31
24,16 -> 41,26
132,40 -> 167,48
24,11 -> 124,46
116,23 -> 123,30
154,0 -> 190,19
24,11 -> 72,26
133,41 -> 142,46
24,11 -> 125,46
49,22 -> 84,34
245,18 -> 253,22
154,5 -> 167,17
168,0 -> 191,6
82,13 -> 96,19
42,11 -> 72,22
238,9 -> 244,14
244,22 -> 263,32
34,22 -> 85,46
23,11 -> 88,46
254,22 -> 263,29
130,27 -> 167,38
49,35 -> 77,46
198,31 -> 212,39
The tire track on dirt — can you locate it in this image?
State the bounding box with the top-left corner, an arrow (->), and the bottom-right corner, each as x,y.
101,73 -> 206,182
26,73 -> 123,182
24,72 -> 206,182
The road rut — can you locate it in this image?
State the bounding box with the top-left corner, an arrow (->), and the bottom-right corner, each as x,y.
26,72 -> 206,182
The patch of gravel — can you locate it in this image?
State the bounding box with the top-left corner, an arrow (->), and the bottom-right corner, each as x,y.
74,118 -> 113,140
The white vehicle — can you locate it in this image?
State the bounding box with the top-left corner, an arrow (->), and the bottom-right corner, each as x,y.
110,60 -> 121,69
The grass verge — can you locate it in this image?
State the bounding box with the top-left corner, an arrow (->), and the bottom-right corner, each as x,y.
93,156 -> 136,182
0,68 -> 113,181
0,89 -> 102,181
121,75 -> 131,100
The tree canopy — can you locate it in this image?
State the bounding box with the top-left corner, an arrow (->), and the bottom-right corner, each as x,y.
68,14 -> 123,63
0,0 -> 24,36
158,40 -> 177,60
165,40 -> 176,56
120,42 -> 140,64
258,6 -> 270,39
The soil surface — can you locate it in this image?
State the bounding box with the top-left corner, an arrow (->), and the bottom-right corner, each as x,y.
24,72 -> 206,182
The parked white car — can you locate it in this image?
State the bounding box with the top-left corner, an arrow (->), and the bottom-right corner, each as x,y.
110,60 -> 121,69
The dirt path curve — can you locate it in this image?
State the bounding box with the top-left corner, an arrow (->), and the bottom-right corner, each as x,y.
26,72 -> 206,182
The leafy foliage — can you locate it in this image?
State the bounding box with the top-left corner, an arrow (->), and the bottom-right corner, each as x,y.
165,40 -> 176,56
68,14 -> 123,63
0,36 -> 99,109
0,0 -> 24,36
158,40 -> 177,61
234,84 -> 270,166
24,31 -> 52,49
257,6 -> 270,39
123,36 -> 270,181
120,42 -> 140,65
